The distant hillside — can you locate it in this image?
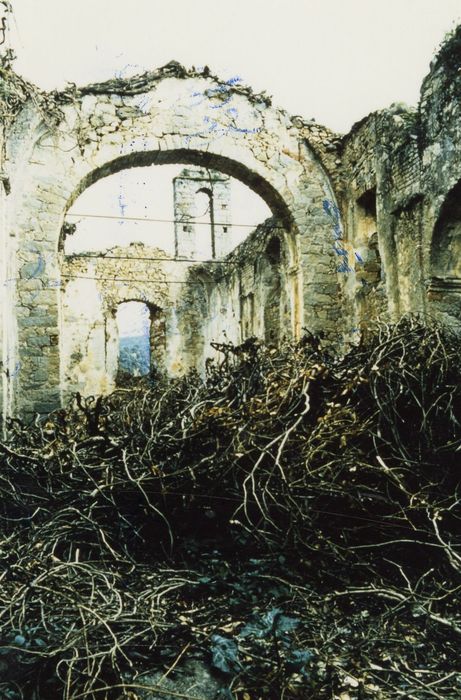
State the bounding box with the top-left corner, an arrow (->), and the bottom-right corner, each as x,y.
119,335 -> 150,376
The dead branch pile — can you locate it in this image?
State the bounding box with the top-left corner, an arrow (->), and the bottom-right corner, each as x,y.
1,316 -> 461,699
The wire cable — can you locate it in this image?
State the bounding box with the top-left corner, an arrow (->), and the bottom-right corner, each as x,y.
66,211 -> 260,228
67,253 -> 228,264
61,274 -> 209,285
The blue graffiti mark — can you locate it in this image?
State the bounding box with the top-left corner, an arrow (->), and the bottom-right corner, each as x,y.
30,251 -> 45,279
118,188 -> 128,226
114,62 -> 146,80
209,88 -> 233,109
184,74 -> 261,144
27,244 -> 54,269
133,94 -> 152,114
333,245 -> 348,257
323,199 -> 343,237
203,115 -> 218,131
185,117 -> 260,145
118,192 -> 127,217
4,356 -> 21,378
187,76 -> 243,109
337,260 -> 353,273
188,91 -> 207,108
24,248 -> 63,301
24,248 -> 47,302
2,247 -> 63,301
226,75 -> 243,86
11,360 -> 20,378
323,199 -> 364,273
229,123 -> 261,135
322,199 -> 341,220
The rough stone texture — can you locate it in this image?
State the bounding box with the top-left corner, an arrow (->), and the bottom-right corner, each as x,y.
173,167 -> 232,259
61,243 -> 177,399
197,217 -> 299,359
2,27 -> 461,419
0,63 -> 340,419
59,219 -> 298,394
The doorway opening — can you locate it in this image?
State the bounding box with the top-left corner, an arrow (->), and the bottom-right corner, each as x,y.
116,301 -> 151,380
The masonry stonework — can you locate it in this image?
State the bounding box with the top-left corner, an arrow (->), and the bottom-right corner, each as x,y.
173,168 -> 232,259
2,27 -> 461,421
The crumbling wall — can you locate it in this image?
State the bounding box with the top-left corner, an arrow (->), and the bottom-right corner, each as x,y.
341,105 -> 422,335
419,27 -> 461,329
195,218 -> 297,366
0,102 -> 5,418
60,223 -> 297,390
0,62 -> 344,418
338,26 -> 461,337
60,243 -> 203,399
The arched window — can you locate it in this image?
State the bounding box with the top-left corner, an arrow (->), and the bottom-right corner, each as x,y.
196,186 -> 215,258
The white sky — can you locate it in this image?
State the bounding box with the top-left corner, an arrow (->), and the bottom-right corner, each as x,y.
117,300 -> 150,338
6,1 -> 461,255
65,166 -> 270,255
9,0 -> 461,133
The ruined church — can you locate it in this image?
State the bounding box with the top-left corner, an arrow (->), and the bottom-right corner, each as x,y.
1,27 -> 461,422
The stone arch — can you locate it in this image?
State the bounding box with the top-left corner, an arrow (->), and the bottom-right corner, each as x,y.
5,70 -> 343,417
60,149 -> 294,249
431,181 -> 461,279
427,180 -> 461,327
194,186 -> 215,258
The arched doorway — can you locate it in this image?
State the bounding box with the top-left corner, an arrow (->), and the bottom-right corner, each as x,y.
116,301 -> 151,380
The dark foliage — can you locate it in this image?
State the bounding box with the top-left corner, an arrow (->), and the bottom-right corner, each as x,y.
1,317 -> 461,699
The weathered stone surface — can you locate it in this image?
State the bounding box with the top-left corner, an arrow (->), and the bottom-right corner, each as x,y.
1,30 -> 461,420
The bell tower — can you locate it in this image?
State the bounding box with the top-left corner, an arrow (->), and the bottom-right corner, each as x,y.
173,168 -> 232,259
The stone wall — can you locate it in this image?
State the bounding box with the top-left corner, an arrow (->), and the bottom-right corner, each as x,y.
57,219 -> 297,394
193,218 -> 298,367
418,27 -> 461,329
341,105 -> 422,329
337,26 -> 461,336
60,239 -> 236,393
